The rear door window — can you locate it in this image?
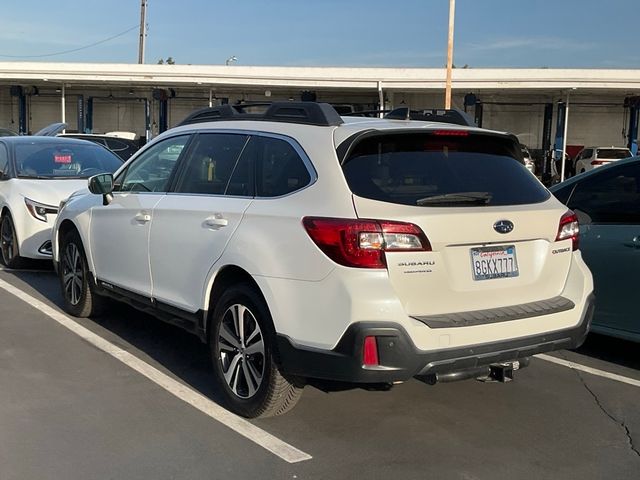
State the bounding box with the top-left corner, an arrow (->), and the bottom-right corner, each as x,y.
342,132 -> 550,207
256,136 -> 311,197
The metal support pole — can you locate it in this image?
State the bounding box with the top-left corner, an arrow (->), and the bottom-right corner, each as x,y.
474,101 -> 483,128
138,0 -> 147,64
627,102 -> 639,155
77,95 -> 85,133
144,98 -> 151,143
18,92 -> 27,135
61,84 -> 66,134
86,97 -> 94,133
209,89 -> 213,108
542,103 -> 553,152
158,98 -> 168,133
444,0 -> 456,109
377,81 -> 384,118
560,91 -> 570,182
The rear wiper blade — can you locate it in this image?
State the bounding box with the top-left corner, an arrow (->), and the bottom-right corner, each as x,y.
416,192 -> 492,206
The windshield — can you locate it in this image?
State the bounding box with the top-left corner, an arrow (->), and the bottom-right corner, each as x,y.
15,141 -> 122,179
595,148 -> 631,159
342,132 -> 550,207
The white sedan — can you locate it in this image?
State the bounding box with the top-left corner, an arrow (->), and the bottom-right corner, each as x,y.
0,136 -> 122,268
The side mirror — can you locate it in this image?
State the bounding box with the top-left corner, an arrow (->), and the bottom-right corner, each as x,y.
88,173 -> 114,205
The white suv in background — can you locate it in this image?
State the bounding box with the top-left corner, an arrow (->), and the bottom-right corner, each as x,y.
573,146 -> 632,174
52,103 -> 594,418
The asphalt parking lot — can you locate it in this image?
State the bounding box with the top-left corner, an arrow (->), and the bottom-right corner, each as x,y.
1,265 -> 639,480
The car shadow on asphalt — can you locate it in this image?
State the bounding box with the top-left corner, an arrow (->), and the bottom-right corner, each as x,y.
574,333 -> 640,371
5,263 -> 386,409
3,264 -> 227,405
4,263 -> 639,410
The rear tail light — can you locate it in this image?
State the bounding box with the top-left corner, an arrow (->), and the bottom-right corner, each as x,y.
433,129 -> 469,137
556,210 -> 579,251
363,336 -> 379,366
302,217 -> 431,268
590,160 -> 608,166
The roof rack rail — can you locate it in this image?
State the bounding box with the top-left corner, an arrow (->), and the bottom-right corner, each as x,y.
345,109 -> 389,118
178,102 -> 344,127
384,107 -> 476,126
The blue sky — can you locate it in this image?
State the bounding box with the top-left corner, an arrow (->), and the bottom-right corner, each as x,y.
0,0 -> 637,68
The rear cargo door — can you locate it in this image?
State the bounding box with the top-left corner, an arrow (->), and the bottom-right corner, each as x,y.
342,130 -> 573,316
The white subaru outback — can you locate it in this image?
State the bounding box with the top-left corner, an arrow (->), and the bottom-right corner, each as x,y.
52,102 -> 594,418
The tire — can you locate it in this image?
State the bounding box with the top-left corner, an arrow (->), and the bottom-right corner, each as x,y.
59,229 -> 106,317
580,168 -> 585,173
0,213 -> 24,269
209,283 -> 303,418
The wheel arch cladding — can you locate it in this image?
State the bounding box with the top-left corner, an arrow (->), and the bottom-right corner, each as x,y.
205,265 -> 276,343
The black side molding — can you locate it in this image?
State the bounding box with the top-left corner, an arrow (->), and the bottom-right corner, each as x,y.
412,296 -> 575,329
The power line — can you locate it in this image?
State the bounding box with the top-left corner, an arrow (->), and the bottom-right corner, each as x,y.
0,25 -> 139,59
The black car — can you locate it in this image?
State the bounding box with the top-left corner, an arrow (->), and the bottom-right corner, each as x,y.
58,134 -> 140,161
550,156 -> 640,342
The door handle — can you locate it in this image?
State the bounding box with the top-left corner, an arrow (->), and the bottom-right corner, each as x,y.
134,211 -> 151,223
623,236 -> 640,249
204,215 -> 228,229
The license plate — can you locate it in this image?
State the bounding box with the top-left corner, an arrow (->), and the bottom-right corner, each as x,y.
470,245 -> 519,281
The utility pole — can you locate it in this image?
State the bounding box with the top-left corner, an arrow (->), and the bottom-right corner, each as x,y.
444,0 -> 455,109
138,0 -> 147,64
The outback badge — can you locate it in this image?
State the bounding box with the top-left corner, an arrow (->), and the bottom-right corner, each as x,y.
493,220 -> 514,234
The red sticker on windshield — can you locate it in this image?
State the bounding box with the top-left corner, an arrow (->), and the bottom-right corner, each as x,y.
54,154 -> 72,164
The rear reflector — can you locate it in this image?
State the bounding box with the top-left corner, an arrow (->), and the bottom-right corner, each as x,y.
556,210 -> 579,251
363,336 -> 379,366
590,160 -> 609,166
302,217 -> 431,268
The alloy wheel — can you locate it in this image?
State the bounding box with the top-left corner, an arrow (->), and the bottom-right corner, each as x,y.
62,242 -> 84,306
218,303 -> 265,399
0,217 -> 15,265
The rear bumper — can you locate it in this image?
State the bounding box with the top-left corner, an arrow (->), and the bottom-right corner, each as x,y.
276,293 -> 595,384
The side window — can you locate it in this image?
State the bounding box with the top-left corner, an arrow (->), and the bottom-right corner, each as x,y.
117,135 -> 189,192
0,143 -> 8,176
174,133 -> 249,195
256,136 -> 312,197
568,162 -> 640,224
583,149 -> 593,159
226,136 -> 256,197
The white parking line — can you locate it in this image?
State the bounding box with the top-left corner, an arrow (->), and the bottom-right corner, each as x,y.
536,353 -> 640,388
0,278 -> 312,464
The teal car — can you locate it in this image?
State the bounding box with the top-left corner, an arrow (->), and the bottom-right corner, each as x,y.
550,156 -> 640,342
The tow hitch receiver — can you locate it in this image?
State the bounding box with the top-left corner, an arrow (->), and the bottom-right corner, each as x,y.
477,361 -> 521,383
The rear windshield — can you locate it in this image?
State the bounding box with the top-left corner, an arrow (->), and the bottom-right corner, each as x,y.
15,141 -> 122,179
595,148 -> 631,159
342,132 -> 550,207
